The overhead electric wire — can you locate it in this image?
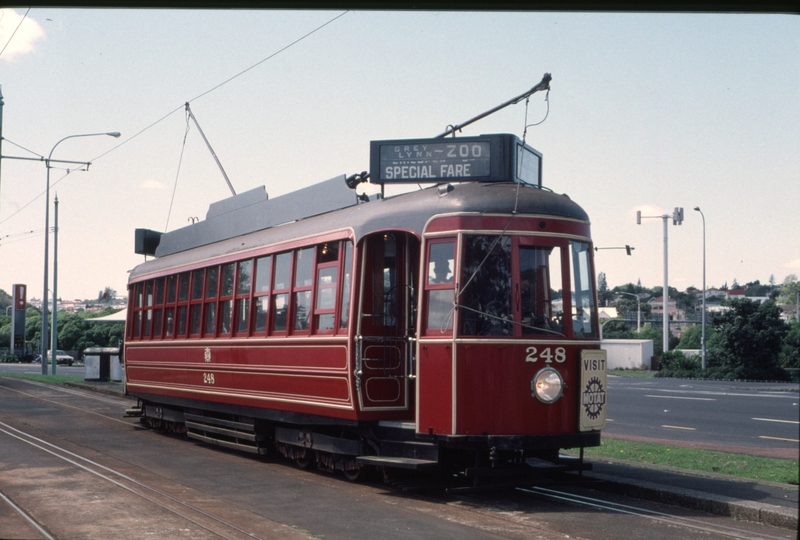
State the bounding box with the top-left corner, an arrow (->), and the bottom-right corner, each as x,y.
0,8 -> 31,59
89,10 -> 349,164
0,10 -> 349,240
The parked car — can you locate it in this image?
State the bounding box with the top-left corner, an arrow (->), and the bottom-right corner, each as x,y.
34,350 -> 74,366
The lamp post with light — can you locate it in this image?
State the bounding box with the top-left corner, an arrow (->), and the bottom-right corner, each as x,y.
694,207 -> 706,370
42,131 -> 120,375
637,207 -> 684,354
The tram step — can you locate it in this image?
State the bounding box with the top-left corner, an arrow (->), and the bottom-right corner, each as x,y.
124,406 -> 143,417
356,455 -> 439,471
380,440 -> 439,462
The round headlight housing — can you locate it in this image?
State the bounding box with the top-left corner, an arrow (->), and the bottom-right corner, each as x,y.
531,367 -> 564,403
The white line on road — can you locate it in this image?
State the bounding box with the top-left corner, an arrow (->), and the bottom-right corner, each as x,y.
759,435 -> 800,443
752,417 -> 800,425
645,395 -> 716,401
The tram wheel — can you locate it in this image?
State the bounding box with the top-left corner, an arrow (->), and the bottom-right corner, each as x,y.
342,461 -> 364,482
294,451 -> 315,470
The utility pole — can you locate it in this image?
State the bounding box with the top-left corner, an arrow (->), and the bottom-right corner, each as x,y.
638,207 -> 683,353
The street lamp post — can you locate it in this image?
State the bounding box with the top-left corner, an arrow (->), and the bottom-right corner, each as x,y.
637,207 -> 683,354
617,291 -> 641,332
694,207 -> 706,370
42,131 -> 120,375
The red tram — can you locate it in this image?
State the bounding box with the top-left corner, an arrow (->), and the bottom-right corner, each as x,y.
124,132 -> 607,483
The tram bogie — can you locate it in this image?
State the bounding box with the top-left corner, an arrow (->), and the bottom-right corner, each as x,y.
125,131 -> 607,483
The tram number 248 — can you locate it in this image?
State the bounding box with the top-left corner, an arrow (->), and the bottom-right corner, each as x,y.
525,347 -> 566,364
203,373 -> 216,385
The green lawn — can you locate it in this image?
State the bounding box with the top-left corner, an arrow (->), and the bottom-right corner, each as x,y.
571,438 -> 799,485
1,373 -> 85,384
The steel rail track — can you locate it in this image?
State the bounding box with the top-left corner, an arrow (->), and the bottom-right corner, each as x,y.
0,488 -> 56,540
518,485 -> 792,540
0,421 -> 265,540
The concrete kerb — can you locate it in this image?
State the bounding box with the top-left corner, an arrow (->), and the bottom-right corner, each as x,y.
584,470 -> 798,530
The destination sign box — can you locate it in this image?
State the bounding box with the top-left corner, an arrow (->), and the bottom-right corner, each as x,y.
370,134 -> 541,186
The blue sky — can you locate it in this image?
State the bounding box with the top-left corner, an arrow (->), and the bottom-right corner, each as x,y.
0,9 -> 798,301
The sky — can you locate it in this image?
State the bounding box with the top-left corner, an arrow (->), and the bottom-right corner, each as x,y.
0,9 -> 798,302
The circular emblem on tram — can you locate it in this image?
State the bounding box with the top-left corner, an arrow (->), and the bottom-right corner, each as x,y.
582,376 -> 605,419
204,347 -> 211,363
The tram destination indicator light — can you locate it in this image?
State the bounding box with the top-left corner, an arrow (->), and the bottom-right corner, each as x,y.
369,134 -> 542,186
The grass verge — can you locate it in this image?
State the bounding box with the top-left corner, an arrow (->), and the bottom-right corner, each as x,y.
1,373 -> 85,385
571,438 -> 799,485
608,370 -> 656,378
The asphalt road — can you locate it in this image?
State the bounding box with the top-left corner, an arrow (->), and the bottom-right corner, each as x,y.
0,375 -> 795,540
604,376 -> 799,458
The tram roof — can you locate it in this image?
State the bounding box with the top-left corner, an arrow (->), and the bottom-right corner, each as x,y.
129,177 -> 589,282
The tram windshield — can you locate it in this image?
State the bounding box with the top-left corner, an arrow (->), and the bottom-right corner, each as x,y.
457,235 -> 597,338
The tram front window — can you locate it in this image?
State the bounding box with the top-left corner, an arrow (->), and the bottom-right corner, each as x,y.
458,235 -> 573,338
459,235 -> 513,336
519,246 -> 564,336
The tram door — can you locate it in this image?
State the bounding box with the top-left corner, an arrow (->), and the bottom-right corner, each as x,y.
355,232 -> 418,411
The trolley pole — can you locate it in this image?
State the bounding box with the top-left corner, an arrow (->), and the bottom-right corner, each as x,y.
637,207 -> 683,354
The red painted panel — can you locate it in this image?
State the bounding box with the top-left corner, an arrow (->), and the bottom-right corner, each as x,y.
126,365 -> 351,402
126,342 -> 348,371
426,215 -> 590,238
417,343 -> 453,434
453,343 -> 586,436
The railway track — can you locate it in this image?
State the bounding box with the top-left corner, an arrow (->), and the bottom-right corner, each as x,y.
0,421 -> 270,540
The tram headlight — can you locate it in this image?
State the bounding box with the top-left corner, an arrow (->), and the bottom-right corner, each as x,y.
531,367 -> 564,403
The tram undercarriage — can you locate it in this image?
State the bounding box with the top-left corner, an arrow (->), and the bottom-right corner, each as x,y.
126,398 -> 596,488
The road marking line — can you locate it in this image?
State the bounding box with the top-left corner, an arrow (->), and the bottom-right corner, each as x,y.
645,395 -> 716,401
759,436 -> 799,443
752,417 -> 800,425
661,425 -> 696,431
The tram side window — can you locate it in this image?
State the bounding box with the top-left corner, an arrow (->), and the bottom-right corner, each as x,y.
218,263 -> 235,334
131,283 -> 143,338
165,274 -> 177,337
272,252 -> 292,333
459,235 -> 513,336
340,242 -> 352,330
176,272 -> 190,336
293,248 -> 314,332
570,241 -> 597,338
235,260 -> 252,335
190,269 -> 204,336
314,243 -> 340,332
204,266 -> 218,336
425,240 -> 455,334
143,281 -> 153,337
253,255 -> 272,333
153,278 -> 164,339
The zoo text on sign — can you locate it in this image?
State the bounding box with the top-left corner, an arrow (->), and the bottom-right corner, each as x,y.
379,141 -> 491,181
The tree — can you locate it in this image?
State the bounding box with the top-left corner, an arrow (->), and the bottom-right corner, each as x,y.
777,274 -> 799,308
97,287 -> 117,303
597,272 -> 611,306
711,299 -> 789,381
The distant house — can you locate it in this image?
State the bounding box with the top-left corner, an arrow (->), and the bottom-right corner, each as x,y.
598,307 -> 618,321
726,288 -> 746,300
706,288 -> 726,299
648,296 -> 678,317
779,304 -> 798,322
